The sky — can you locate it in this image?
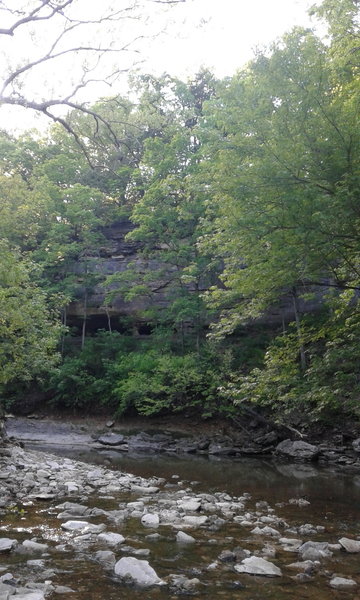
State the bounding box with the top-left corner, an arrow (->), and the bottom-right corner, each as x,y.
0,0 -> 316,133
147,0 -> 315,78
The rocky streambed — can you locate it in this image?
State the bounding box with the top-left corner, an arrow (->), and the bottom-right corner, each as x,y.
1,424 -> 360,600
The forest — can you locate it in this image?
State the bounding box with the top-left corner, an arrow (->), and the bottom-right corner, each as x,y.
1,0 -> 359,428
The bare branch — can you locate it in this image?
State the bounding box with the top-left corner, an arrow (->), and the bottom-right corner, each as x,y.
0,0 -> 188,158
0,0 -> 75,36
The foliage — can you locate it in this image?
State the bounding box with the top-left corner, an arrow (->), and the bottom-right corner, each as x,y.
2,0 -> 360,424
112,346 -> 233,418
0,242 -> 62,389
223,293 -> 360,421
47,332 -> 136,410
47,331 -> 234,418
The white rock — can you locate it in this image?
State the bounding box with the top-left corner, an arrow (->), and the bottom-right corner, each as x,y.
330,577 -> 357,590
234,556 -> 282,577
12,593 -> 45,600
64,481 -> 79,493
177,499 -> 201,512
114,557 -> 163,586
130,485 -> 159,494
56,502 -> 88,515
299,541 -> 332,560
94,550 -> 116,567
251,526 -> 280,537
22,540 -> 48,553
176,531 -> 196,544
141,513 -> 160,528
61,521 -> 105,533
98,533 -> 125,546
183,516 -> 208,527
287,560 -> 317,571
0,539 -> 17,552
339,537 -> 360,553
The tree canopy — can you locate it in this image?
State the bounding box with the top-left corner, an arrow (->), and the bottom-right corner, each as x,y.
1,0 -> 360,425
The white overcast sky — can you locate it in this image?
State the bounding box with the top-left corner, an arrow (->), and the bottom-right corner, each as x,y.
147,0 -> 315,78
0,0 -> 316,133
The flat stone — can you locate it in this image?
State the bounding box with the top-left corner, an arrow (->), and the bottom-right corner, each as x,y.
330,577 -> 357,590
287,560 -> 317,572
12,594 -> 45,600
22,540 -> 48,553
130,485 -> 159,494
339,537 -> 360,553
114,557 -> 163,586
56,502 -> 88,516
53,585 -> 76,594
97,433 -> 125,446
183,516 -> 208,527
0,539 -> 17,553
235,556 -> 282,577
98,533 -> 125,546
61,521 -> 105,533
33,493 -> 56,500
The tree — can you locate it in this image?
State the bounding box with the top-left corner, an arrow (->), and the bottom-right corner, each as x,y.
201,17 -> 360,335
104,71 -> 219,350
0,0 -> 186,158
0,242 -> 62,399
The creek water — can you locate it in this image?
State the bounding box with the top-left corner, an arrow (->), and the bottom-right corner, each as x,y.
2,440 -> 360,600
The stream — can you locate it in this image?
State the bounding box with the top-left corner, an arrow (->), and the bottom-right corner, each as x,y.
1,418 -> 360,599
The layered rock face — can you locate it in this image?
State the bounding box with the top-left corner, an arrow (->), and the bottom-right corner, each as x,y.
66,218 -> 170,334
66,218 -> 327,335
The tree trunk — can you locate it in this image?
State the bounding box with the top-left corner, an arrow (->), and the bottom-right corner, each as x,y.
61,306 -> 67,356
81,288 -> 87,350
105,307 -> 112,333
292,288 -> 306,371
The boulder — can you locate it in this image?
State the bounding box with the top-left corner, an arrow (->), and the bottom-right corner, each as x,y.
235,556 -> 282,577
114,557 -> 163,586
275,440 -> 319,461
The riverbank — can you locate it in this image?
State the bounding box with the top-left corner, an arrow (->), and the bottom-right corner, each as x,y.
5,413 -> 360,470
